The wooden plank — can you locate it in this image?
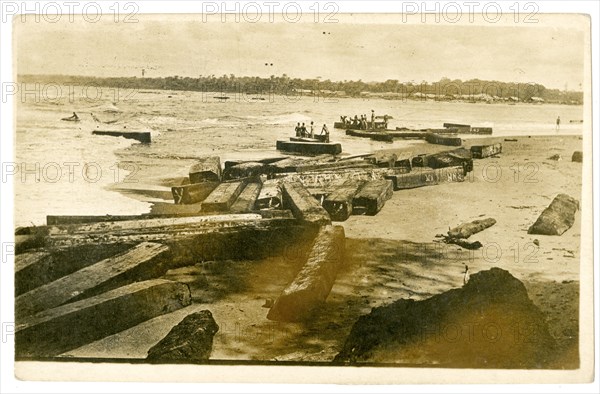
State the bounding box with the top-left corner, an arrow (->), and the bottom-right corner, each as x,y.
290,135 -> 328,143
223,157 -> 285,169
255,179 -> 283,209
427,148 -> 473,172
171,182 -> 219,204
15,252 -> 53,296
425,133 -> 462,146
443,122 -> 470,129
16,242 -> 170,318
40,215 -> 302,264
469,127 -> 493,134
346,129 -> 393,142
364,153 -> 397,168
274,168 -> 392,189
230,183 -> 262,213
268,154 -> 335,173
385,166 -> 465,190
48,214 -> 150,225
189,157 -> 222,183
223,162 -> 266,180
295,160 -> 375,173
282,182 -> 331,226
267,225 -> 345,322
471,143 -> 502,159
92,130 -> 151,144
16,279 -> 192,358
15,244 -> 134,296
528,194 -> 579,236
276,140 -> 342,155
201,181 -> 246,212
323,180 -> 366,221
448,218 -> 497,239
352,179 -> 394,215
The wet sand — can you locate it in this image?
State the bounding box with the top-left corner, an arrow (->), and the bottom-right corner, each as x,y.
64,135 -> 582,368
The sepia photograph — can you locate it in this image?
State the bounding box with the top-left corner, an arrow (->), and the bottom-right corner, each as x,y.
1,1 -> 597,389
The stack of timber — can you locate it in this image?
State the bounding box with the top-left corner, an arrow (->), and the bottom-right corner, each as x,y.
16,279 -> 192,357
425,133 -> 463,146
352,179 -> 394,215
385,166 -> 465,190
276,139 -> 342,155
15,242 -> 170,318
267,225 -> 345,322
322,180 -> 367,221
471,143 -> 502,158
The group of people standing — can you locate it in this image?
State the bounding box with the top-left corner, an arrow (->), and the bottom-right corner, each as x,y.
340,110 -> 388,130
294,121 -> 330,142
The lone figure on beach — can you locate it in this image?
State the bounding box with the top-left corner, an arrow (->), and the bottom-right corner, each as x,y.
463,265 -> 470,286
556,116 -> 561,132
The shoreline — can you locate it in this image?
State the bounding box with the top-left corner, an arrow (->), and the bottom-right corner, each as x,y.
59,133 -> 583,366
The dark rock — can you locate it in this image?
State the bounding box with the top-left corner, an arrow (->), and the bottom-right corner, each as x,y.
147,310 -> 219,362
334,268 -> 557,368
528,194 -> 579,236
571,151 -> 583,163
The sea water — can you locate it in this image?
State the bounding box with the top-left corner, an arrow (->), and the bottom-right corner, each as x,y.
14,86 -> 584,226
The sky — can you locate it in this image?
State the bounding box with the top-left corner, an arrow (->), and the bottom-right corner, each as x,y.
14,14 -> 588,90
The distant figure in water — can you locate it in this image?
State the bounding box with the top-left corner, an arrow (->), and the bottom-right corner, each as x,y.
556,116 -> 561,133
320,124 -> 330,142
295,122 -> 301,137
463,265 -> 470,286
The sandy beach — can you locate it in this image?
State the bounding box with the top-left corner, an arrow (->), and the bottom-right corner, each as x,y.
61,134 -> 581,368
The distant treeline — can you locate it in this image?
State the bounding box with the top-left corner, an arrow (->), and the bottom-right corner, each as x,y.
18,74 -> 583,104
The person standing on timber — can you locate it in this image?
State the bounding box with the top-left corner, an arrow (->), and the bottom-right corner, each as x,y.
320,124 -> 330,142
371,110 -> 375,129
295,122 -> 301,137
556,116 -> 561,133
309,121 -> 315,138
463,265 -> 470,286
300,123 -> 307,137
383,114 -> 389,129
